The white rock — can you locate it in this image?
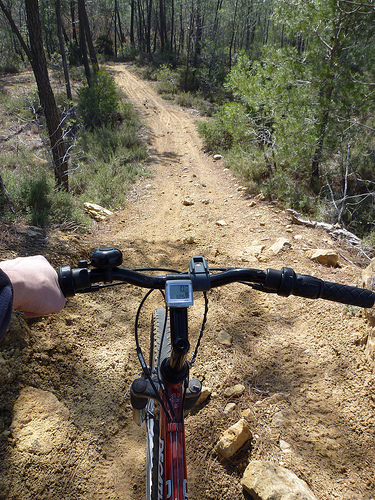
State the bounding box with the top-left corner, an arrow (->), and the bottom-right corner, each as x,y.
242,460 -> 318,499
269,238 -> 291,254
224,384 -> 245,398
279,439 -> 292,452
216,418 -> 252,458
196,386 -> 212,405
223,403 -> 236,414
216,220 -> 228,227
83,202 -> 113,221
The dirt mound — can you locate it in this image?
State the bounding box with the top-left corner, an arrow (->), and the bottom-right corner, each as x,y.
1,64 -> 374,500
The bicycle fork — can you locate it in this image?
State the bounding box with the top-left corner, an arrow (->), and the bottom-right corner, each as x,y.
131,307 -> 202,499
158,382 -> 188,500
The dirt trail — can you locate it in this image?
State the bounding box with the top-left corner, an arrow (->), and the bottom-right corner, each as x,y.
1,63 -> 375,500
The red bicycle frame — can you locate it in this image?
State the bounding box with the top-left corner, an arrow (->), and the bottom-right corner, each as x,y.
157,306 -> 190,499
158,382 -> 188,499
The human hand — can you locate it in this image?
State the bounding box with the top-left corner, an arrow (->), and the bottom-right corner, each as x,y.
0,255 -> 66,317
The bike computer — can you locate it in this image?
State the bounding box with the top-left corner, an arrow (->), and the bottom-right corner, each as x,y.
165,280 -> 194,307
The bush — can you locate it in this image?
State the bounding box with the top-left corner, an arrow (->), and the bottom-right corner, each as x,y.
70,114 -> 148,209
1,166 -> 89,229
155,65 -> 180,96
198,103 -> 250,152
262,171 -> 314,213
78,69 -> 120,128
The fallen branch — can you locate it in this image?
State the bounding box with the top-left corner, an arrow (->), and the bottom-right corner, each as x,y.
287,209 -> 362,247
0,126 -> 26,142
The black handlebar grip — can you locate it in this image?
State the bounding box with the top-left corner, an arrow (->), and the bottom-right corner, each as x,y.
57,266 -> 91,297
318,280 -> 375,308
264,267 -> 375,308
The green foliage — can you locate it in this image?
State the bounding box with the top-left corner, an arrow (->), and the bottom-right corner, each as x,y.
96,35 -> 114,56
78,69 -> 120,128
155,65 -> 180,96
262,171 -> 314,213
198,102 -> 251,151
70,108 -> 148,209
4,88 -> 40,119
1,166 -> 89,229
117,44 -> 139,62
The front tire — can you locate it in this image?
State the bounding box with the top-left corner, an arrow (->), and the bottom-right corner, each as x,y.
146,308 -> 170,500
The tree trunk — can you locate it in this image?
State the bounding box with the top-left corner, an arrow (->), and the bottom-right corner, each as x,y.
78,0 -> 91,84
71,0 -> 78,45
130,0 -> 135,46
77,0 -> 98,73
193,0 -> 202,68
0,0 -> 31,60
56,0 -> 72,101
25,0 -> 69,191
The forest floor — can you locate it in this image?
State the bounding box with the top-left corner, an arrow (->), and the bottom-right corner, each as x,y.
1,63 -> 375,500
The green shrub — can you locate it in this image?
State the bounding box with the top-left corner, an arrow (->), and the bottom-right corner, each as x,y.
1,166 -> 90,230
78,69 -> 120,128
262,171 -> 314,213
155,65 -> 180,95
5,88 -> 40,119
198,102 -> 250,152
19,175 -> 51,226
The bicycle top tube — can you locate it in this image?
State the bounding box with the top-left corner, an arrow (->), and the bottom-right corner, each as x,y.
57,246 -> 375,308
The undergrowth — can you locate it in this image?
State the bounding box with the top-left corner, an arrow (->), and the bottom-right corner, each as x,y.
0,70 -> 148,231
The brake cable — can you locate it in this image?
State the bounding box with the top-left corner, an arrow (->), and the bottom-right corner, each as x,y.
189,291 -> 208,367
134,289 -> 175,423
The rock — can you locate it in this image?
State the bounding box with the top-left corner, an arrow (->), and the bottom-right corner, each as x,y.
196,386 -> 212,405
216,418 -> 252,458
183,198 -> 194,206
269,238 -> 291,254
241,460 -> 318,499
16,226 -> 44,238
279,439 -> 292,452
83,202 -> 113,221
307,249 -> 339,267
10,387 -> 70,455
365,328 -> 375,371
217,330 -> 233,347
242,245 -> 265,259
183,235 -> 195,244
224,384 -> 245,398
223,402 -> 236,414
216,220 -> 228,227
213,154 -> 223,160
362,258 -> 375,290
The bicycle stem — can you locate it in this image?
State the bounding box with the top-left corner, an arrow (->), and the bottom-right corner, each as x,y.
161,307 -> 190,382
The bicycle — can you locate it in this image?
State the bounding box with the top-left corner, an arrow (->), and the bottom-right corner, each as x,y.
57,246 -> 375,500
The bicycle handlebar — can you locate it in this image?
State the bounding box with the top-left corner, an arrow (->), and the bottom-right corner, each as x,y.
57,248 -> 375,309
